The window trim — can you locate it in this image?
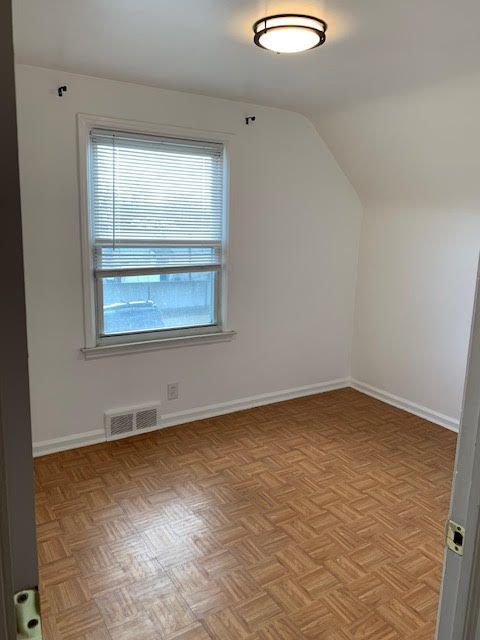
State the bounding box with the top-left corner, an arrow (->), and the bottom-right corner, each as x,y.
77,114 -> 234,356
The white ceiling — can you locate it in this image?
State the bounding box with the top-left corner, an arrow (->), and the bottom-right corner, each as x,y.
13,0 -> 480,115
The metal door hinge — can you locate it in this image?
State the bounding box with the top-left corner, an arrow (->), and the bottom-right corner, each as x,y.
15,589 -> 42,639
446,519 -> 465,556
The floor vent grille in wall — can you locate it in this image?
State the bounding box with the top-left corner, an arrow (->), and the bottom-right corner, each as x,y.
105,403 -> 160,440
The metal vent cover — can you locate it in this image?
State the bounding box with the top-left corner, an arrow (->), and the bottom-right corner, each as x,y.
136,408 -> 157,430
105,403 -> 160,440
110,413 -> 134,436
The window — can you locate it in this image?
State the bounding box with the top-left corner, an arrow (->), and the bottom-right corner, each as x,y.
84,126 -> 228,349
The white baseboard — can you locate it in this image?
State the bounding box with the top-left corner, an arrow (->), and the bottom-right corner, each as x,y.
32,378 -> 349,457
33,377 -> 459,457
349,378 -> 460,433
33,429 -> 105,457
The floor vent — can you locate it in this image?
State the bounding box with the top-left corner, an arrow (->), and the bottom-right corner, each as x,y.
105,403 -> 161,441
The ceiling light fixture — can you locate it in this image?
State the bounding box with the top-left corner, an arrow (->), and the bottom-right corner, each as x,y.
253,14 -> 327,54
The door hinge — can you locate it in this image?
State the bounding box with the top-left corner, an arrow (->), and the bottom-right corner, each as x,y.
446,519 -> 465,556
14,589 -> 42,639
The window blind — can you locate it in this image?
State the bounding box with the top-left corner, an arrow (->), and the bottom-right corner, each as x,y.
89,129 -> 225,273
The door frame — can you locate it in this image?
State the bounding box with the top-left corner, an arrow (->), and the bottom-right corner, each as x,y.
437,257 -> 480,639
0,401 -> 16,640
0,0 -> 39,635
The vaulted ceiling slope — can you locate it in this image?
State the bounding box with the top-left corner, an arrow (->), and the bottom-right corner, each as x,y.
313,70 -> 480,207
13,0 -> 480,114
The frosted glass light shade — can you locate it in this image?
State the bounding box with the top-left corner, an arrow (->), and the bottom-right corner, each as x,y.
253,14 -> 327,53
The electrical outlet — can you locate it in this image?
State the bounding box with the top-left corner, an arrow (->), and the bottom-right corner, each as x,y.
167,382 -> 179,401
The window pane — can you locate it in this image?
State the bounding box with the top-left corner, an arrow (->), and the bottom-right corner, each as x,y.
100,271 -> 216,336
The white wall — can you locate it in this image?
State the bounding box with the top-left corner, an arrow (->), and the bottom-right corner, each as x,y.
353,206 -> 478,422
15,65 -> 362,450
315,72 -> 480,424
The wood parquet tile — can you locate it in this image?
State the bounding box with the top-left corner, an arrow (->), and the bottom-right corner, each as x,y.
35,389 -> 457,639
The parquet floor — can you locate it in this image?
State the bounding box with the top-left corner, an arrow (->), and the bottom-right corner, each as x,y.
35,389 -> 457,640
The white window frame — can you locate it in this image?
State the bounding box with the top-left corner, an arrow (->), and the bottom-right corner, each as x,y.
77,114 -> 235,358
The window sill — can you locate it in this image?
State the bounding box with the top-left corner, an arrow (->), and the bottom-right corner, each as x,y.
81,330 -> 236,359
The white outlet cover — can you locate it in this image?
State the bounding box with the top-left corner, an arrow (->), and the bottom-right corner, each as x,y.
167,383 -> 179,400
